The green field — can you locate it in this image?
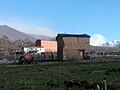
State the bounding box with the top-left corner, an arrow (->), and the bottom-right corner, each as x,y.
0,60 -> 120,90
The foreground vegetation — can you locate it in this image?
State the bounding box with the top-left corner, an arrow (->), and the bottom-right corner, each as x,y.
0,59 -> 120,90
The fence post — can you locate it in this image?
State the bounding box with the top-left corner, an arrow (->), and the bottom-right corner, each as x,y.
14,49 -> 16,64
103,79 -> 107,90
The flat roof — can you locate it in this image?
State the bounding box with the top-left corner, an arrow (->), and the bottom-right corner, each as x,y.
57,33 -> 91,38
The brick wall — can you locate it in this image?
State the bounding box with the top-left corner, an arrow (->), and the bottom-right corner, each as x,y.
36,40 -> 57,52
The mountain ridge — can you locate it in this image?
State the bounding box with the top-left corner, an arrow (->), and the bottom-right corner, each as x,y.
102,40 -> 120,48
0,25 -> 54,42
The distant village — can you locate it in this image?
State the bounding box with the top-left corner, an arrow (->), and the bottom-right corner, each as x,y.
0,25 -> 120,64
0,33 -> 120,63
0,33 -> 91,61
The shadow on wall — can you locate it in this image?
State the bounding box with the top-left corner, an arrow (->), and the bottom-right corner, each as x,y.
57,36 -> 64,60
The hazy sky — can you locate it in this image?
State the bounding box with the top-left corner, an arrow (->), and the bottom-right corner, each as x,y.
0,0 -> 120,46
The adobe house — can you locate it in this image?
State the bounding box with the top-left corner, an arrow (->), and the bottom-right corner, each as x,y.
35,39 -> 57,60
56,34 -> 91,60
35,39 -> 57,52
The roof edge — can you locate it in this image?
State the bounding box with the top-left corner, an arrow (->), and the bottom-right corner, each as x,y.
57,33 -> 91,38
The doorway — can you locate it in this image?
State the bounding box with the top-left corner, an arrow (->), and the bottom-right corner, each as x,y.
79,50 -> 85,60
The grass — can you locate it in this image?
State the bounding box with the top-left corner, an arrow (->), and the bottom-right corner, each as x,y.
0,60 -> 120,90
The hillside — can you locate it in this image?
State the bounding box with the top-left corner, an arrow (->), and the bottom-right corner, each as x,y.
30,34 -> 56,41
0,25 -> 54,42
0,25 -> 36,42
90,45 -> 120,52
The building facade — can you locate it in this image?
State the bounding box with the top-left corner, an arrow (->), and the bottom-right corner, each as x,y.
35,39 -> 57,52
56,34 -> 91,60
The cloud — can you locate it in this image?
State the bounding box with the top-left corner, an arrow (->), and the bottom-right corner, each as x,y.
0,18 -> 57,36
90,34 -> 107,46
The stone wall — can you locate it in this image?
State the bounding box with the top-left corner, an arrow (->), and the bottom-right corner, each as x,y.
57,36 -> 90,60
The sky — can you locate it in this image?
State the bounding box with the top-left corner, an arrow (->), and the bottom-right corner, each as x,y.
0,0 -> 120,46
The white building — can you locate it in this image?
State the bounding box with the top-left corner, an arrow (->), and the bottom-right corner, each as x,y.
23,46 -> 44,54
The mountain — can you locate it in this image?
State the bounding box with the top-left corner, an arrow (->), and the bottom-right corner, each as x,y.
30,34 -> 56,41
90,45 -> 120,52
91,40 -> 120,52
0,25 -> 54,42
0,25 -> 36,42
102,40 -> 120,48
